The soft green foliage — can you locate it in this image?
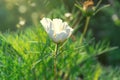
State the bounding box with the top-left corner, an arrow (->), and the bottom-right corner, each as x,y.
0,26 -> 118,80
99,67 -> 120,80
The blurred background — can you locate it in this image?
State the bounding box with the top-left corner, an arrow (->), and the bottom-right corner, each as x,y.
0,0 -> 120,66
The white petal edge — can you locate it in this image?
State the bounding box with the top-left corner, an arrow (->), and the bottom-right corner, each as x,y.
40,18 -> 53,33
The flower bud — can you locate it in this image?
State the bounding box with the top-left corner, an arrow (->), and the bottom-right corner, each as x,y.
83,0 -> 95,16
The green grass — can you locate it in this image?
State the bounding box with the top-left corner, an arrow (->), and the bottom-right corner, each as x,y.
0,25 -> 119,80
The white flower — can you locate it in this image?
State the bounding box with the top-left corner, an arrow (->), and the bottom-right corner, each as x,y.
18,5 -> 27,14
64,13 -> 72,18
40,18 -> 73,43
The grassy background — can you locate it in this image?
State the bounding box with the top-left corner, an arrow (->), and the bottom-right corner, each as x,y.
0,26 -> 119,80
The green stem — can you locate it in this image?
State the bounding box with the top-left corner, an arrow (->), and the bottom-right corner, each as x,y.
54,44 -> 58,80
80,16 -> 90,44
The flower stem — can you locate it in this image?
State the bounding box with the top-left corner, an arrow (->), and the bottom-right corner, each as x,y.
54,44 -> 58,80
80,16 -> 90,44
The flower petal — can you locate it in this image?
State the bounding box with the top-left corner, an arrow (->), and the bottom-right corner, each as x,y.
62,22 -> 73,38
53,31 -> 68,43
40,18 -> 53,33
52,19 -> 63,33
65,26 -> 74,38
